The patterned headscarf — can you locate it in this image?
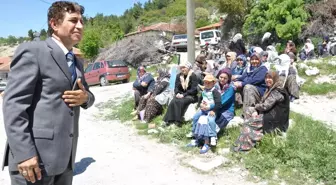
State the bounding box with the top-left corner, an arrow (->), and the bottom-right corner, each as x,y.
262,70 -> 282,101
157,68 -> 170,82
137,66 -> 148,80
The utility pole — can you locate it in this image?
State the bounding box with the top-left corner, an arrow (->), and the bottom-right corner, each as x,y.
187,0 -> 195,64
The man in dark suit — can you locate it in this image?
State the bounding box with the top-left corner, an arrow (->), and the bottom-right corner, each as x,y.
2,1 -> 95,184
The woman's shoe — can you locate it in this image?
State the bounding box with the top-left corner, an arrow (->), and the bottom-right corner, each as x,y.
200,144 -> 210,154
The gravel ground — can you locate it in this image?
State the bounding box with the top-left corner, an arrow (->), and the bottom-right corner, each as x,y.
0,83 -> 259,185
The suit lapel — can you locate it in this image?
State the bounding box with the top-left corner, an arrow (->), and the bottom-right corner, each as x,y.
46,38 -> 72,86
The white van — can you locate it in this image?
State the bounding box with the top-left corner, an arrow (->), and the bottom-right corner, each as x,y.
199,30 -> 221,47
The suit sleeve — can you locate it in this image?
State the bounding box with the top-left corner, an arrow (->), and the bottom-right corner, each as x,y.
3,43 -> 39,163
80,61 -> 95,109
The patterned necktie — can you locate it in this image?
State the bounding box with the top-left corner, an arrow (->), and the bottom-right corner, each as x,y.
66,52 -> 77,83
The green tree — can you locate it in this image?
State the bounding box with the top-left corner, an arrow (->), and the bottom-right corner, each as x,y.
243,0 -> 308,43
7,35 -> 17,45
195,7 -> 210,28
40,29 -> 47,40
28,29 -> 34,41
79,29 -> 102,60
217,0 -> 256,40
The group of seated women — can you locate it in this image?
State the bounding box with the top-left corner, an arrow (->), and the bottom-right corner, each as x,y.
131,46 -> 295,154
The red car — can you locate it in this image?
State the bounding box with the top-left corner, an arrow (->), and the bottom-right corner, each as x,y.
84,60 -> 130,86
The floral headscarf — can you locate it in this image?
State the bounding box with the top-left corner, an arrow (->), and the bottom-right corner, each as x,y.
262,70 -> 282,101
137,66 -> 148,81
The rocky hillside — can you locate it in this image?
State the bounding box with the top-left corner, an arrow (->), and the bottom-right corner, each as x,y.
0,45 -> 18,57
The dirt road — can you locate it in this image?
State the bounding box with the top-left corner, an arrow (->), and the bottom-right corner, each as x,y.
0,83 -> 258,185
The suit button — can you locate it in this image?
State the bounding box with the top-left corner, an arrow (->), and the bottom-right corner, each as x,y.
69,111 -> 74,116
69,134 -> 73,137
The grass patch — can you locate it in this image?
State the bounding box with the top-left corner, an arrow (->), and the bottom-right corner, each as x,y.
107,96 -> 336,184
228,112 -> 336,184
298,59 -> 336,95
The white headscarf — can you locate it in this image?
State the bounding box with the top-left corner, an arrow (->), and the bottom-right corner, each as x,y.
232,33 -> 242,43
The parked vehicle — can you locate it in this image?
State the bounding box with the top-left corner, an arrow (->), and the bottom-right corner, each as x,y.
84,60 -> 130,86
199,30 -> 221,47
171,34 -> 188,51
0,81 -> 7,92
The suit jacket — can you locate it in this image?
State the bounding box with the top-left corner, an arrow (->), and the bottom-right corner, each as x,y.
2,38 -> 95,176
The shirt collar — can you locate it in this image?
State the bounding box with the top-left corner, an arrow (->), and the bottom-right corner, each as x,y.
51,37 -> 71,55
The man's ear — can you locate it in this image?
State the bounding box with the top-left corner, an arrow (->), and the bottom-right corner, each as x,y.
50,18 -> 59,33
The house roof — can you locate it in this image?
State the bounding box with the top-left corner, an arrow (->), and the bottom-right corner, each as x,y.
197,22 -> 223,32
0,57 -> 11,72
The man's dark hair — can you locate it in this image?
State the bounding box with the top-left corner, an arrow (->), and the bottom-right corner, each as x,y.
47,1 -> 84,36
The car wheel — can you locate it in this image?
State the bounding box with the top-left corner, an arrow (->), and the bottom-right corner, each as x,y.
122,78 -> 129,83
100,76 -> 109,86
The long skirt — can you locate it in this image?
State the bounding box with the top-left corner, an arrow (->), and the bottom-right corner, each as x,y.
137,96 -> 163,122
144,97 -> 163,122
232,109 -> 264,152
134,89 -> 147,109
163,96 -> 195,123
242,84 -> 261,116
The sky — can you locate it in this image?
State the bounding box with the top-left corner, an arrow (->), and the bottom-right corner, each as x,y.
0,0 -> 148,37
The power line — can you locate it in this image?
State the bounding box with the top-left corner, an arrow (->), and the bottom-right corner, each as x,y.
37,0 -> 51,5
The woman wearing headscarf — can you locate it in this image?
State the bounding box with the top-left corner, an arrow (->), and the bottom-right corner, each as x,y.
215,68 -> 235,130
163,62 -> 198,126
223,51 -> 237,70
284,40 -> 297,55
299,41 -> 315,60
231,54 -> 247,81
132,66 -> 155,111
234,53 -> 268,114
232,71 -> 290,152
134,68 -> 171,123
228,33 -> 247,56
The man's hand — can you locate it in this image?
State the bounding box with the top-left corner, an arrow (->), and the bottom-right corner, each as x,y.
18,156 -> 41,183
63,79 -> 88,107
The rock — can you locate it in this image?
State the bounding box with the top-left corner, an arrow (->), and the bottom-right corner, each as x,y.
186,156 -> 229,172
157,127 -> 165,132
148,123 -> 156,129
305,67 -> 320,76
328,60 -> 336,66
220,148 -> 231,155
147,129 -> 159,134
314,74 -> 336,84
298,63 -> 309,70
227,116 -> 244,128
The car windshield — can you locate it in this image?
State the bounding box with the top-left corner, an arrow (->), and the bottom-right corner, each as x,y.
201,31 -> 214,39
173,35 -> 187,40
107,61 -> 127,68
